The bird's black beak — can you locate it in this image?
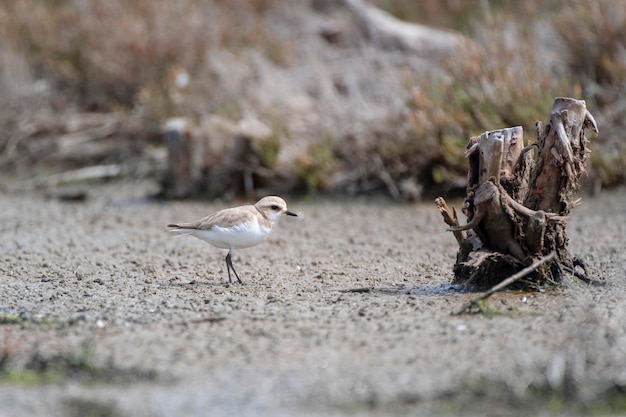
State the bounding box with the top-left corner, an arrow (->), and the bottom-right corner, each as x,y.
286,210 -> 298,217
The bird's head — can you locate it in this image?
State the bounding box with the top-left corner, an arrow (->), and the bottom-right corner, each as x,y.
255,196 -> 298,224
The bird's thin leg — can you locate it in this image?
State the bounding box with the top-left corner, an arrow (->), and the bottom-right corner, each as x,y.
225,251 -> 244,285
224,253 -> 233,284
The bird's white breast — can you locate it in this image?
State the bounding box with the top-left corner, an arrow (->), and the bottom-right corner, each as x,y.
191,217 -> 272,250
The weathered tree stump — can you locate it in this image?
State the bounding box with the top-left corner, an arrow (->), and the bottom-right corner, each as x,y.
436,98 -> 598,288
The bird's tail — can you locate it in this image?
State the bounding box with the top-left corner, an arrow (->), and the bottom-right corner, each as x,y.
167,224 -> 195,238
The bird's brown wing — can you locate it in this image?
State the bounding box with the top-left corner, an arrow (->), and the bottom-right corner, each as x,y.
169,205 -> 257,230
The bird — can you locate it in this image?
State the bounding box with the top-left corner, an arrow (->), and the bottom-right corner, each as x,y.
167,196 -> 298,284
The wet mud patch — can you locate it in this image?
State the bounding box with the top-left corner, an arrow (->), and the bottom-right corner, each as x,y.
334,283 -> 465,296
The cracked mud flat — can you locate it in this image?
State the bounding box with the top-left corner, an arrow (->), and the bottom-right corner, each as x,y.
1,181 -> 625,417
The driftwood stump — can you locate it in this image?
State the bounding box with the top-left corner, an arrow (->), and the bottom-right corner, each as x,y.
436,98 -> 598,288
160,117 -> 277,200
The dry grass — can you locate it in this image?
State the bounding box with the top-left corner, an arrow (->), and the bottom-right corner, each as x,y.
0,0 -> 624,196
0,1 -> 277,116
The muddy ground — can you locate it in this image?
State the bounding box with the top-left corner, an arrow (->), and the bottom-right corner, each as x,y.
1,180 -> 625,417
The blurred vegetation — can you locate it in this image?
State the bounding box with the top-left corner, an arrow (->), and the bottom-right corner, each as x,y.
0,341 -> 157,386
295,134 -> 336,192
0,0 -> 624,197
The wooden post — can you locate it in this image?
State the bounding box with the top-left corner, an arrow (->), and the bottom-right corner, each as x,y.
162,118 -> 195,199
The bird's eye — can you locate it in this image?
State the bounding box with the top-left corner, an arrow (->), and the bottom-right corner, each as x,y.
271,205 -> 280,210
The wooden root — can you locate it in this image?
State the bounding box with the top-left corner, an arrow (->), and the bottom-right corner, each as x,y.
453,252 -> 556,315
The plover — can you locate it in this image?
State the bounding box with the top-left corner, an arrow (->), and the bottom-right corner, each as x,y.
167,196 -> 298,284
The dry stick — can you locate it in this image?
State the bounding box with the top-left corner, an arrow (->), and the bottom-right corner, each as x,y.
338,287 -> 373,293
453,252 -> 556,315
33,164 -> 124,187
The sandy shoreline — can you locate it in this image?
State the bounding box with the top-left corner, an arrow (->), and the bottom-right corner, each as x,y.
1,181 -> 625,416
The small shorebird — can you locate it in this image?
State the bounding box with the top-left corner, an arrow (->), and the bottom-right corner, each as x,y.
167,196 -> 298,284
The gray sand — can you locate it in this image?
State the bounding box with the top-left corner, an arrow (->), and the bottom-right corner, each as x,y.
1,181 -> 625,416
